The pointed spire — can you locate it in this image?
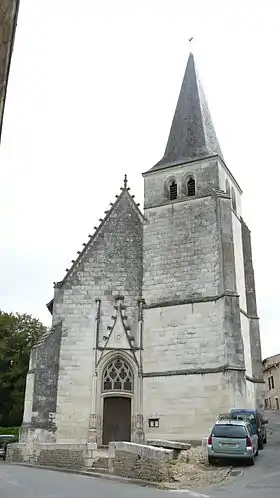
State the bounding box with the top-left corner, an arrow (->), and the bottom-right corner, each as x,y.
151,52 -> 223,171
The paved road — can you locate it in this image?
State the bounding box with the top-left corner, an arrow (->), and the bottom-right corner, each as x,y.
1,410 -> 280,498
0,464 -> 172,498
196,410 -> 280,498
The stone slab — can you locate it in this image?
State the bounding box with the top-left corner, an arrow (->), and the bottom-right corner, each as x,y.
109,441 -> 173,459
146,439 -> 191,451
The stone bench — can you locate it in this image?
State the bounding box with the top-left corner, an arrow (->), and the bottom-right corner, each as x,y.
146,439 -> 191,459
108,441 -> 173,482
146,439 -> 191,451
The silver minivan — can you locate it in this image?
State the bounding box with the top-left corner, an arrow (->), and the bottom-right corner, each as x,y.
207,419 -> 259,466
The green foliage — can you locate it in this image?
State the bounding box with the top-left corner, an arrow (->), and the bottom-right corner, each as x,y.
0,427 -> 19,445
0,311 -> 46,427
0,426 -> 19,437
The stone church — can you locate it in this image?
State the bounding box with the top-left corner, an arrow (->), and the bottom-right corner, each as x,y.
21,52 -> 263,448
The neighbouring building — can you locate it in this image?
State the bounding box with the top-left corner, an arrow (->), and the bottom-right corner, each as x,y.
263,354 -> 280,410
0,1 -> 20,145
18,51 -> 264,456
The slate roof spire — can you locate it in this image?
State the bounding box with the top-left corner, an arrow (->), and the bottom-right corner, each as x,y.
151,52 -> 223,171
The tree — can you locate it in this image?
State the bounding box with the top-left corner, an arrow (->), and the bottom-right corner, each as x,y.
0,311 -> 46,427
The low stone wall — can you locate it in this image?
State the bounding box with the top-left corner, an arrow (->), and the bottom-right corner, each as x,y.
6,442 -> 97,470
108,441 -> 173,482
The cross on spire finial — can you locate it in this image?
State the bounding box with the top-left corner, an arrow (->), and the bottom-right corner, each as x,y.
123,174 -> 128,189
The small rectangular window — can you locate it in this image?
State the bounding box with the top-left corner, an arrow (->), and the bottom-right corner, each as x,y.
265,399 -> 268,408
268,376 -> 274,390
148,418 -> 159,428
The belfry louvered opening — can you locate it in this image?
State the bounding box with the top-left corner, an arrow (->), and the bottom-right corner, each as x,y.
187,177 -> 195,196
169,181 -> 177,200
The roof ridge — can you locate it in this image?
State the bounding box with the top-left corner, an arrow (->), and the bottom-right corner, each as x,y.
34,320 -> 62,348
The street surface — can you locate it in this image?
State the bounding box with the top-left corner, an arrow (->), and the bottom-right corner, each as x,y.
0,410 -> 279,498
196,410 -> 280,498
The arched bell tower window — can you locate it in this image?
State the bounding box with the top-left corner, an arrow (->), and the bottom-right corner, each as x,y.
102,357 -> 133,393
231,187 -> 237,212
169,180 -> 177,200
187,176 -> 196,196
225,179 -> 230,195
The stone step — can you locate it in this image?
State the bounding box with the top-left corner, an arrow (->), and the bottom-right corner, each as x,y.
91,467 -> 109,474
92,456 -> 109,469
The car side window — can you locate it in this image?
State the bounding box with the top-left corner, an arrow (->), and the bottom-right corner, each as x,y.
247,423 -> 253,436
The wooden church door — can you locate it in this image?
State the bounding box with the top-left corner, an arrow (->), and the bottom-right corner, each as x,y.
102,396 -> 131,445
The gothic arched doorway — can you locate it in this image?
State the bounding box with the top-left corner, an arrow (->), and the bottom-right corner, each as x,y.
102,357 -> 133,445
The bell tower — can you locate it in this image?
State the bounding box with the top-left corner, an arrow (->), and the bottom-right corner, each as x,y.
141,52 -> 263,441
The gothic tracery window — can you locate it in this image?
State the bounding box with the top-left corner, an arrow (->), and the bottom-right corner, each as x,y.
102,358 -> 133,393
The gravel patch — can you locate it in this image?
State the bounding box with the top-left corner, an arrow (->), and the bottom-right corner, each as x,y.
162,446 -> 232,490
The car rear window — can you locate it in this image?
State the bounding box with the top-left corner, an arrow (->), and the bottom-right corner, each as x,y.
212,424 -> 247,438
231,413 -> 256,424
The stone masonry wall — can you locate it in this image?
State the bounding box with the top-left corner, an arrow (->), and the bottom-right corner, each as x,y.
108,441 -> 173,482
7,442 -> 97,470
30,322 -> 62,431
143,370 -> 246,442
143,158 -> 220,209
143,194 -> 220,305
241,219 -> 264,409
143,300 -> 226,373
52,191 -> 143,442
142,157 -> 248,441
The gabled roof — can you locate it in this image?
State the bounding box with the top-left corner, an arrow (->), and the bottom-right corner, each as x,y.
33,320 -> 62,348
46,176 -> 143,312
149,52 -> 223,172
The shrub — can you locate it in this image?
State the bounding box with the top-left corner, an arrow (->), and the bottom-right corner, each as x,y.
0,426 -> 19,439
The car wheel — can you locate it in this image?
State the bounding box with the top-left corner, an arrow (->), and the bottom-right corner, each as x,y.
258,437 -> 264,450
208,456 -> 215,465
248,455 -> 255,466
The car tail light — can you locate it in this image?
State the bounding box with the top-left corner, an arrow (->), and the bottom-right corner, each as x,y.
246,436 -> 252,447
208,436 -> 212,445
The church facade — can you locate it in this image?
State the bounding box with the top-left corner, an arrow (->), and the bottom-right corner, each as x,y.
21,53 -> 264,447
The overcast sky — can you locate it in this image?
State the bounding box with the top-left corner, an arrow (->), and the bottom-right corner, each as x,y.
0,0 -> 279,358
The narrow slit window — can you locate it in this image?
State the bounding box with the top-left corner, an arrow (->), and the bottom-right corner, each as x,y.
169,181 -> 177,200
225,179 -> 230,195
231,187 -> 237,212
187,177 -> 196,196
